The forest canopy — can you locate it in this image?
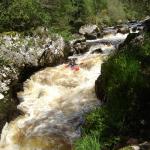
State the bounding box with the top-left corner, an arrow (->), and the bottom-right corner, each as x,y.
0,0 -> 150,32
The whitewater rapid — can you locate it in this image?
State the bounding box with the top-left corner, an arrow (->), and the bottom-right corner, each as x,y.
0,33 -> 128,150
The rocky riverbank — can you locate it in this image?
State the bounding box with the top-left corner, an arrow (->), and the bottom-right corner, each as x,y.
0,16 -> 149,143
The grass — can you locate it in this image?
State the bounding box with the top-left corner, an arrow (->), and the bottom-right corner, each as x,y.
74,32 -> 150,150
75,134 -> 101,150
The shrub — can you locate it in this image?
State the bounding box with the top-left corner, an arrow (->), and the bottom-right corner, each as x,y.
75,133 -> 101,150
74,33 -> 150,149
0,0 -> 50,32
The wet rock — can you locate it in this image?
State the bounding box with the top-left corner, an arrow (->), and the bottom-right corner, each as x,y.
84,33 -> 97,40
0,93 -> 4,100
70,37 -> 86,46
0,31 -> 72,104
120,142 -> 150,150
73,42 -> 88,54
70,37 -> 88,54
137,25 -> 144,32
117,25 -> 130,34
127,138 -> 139,145
91,48 -> 103,54
79,24 -> 99,35
131,146 -> 140,150
90,45 -> 103,54
142,16 -> 150,32
95,75 -> 105,102
139,142 -> 150,150
39,34 -> 66,66
118,32 -> 140,49
102,27 -> 117,36
0,65 -> 18,94
79,25 -> 100,39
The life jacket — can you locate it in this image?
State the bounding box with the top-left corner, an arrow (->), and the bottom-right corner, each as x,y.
65,65 -> 80,71
71,66 -> 80,71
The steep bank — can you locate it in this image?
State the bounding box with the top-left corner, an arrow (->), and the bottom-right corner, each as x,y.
75,20 -> 150,150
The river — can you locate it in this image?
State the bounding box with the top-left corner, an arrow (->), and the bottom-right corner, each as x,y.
0,32 -> 128,150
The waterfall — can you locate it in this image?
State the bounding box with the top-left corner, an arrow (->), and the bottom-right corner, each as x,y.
0,32 -> 128,150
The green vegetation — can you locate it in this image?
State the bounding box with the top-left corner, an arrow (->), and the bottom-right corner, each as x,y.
0,0 -> 50,32
74,33 -> 150,149
0,0 -> 150,33
75,134 -> 100,150
0,0 -> 150,148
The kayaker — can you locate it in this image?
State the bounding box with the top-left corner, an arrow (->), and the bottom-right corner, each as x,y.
65,58 -> 80,71
69,58 -> 77,67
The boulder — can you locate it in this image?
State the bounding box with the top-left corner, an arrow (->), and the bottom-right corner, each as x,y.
127,138 -> 139,145
139,142 -> 150,150
117,24 -> 130,34
39,34 -> 66,66
79,25 -> 100,39
73,42 -> 88,54
142,16 -> 150,31
0,31 -> 70,99
79,24 -> 99,35
131,146 -> 140,150
70,37 -> 86,45
102,27 -> 117,36
95,75 -> 106,102
119,142 -> 150,150
84,33 -> 97,40
118,32 -> 140,50
0,93 -> 4,100
90,45 -> 103,54
70,37 -> 88,54
0,65 -> 18,94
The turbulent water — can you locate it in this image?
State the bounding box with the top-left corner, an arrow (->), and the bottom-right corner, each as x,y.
0,33 -> 128,150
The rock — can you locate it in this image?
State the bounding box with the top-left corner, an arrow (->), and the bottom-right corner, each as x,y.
0,93 -> 4,100
70,37 -> 86,45
127,138 -> 139,145
0,31 -> 71,97
84,33 -> 97,40
73,42 -> 88,54
70,37 -> 88,54
79,24 -> 99,35
91,48 -> 103,54
38,34 -> 66,66
102,27 -> 117,36
120,142 -> 150,150
131,146 -> 140,150
118,32 -> 140,49
90,45 -> 103,54
0,65 -> 18,94
95,75 -> 106,102
142,16 -> 150,31
117,25 -> 130,34
139,141 -> 150,150
79,25 -> 100,39
119,146 -> 135,150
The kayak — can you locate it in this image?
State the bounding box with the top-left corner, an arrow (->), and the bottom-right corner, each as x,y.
71,66 -> 80,71
65,65 -> 80,71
